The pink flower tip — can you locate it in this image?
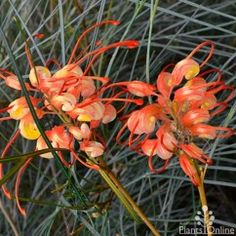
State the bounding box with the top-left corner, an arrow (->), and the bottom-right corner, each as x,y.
135,99 -> 144,106
124,40 -> 139,48
34,33 -> 45,39
110,20 -> 121,26
19,208 -> 27,217
206,159 -> 213,165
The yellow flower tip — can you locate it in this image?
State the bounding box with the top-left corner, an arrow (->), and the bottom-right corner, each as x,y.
53,64 -> 83,79
77,114 -> 92,122
167,78 -> 172,86
19,119 -> 40,140
53,69 -> 69,79
9,107 -> 27,120
185,64 -> 200,80
173,58 -> 200,83
201,102 -> 210,109
29,66 -> 51,87
8,98 -> 29,120
64,64 -> 83,75
149,116 -> 156,123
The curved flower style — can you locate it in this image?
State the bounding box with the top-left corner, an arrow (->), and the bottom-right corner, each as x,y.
118,41 -> 234,186
0,20 -> 143,216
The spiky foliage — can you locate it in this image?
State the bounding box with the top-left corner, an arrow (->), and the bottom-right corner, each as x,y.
0,0 -> 235,235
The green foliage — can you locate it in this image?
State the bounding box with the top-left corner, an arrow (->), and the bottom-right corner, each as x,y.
0,0 -> 235,235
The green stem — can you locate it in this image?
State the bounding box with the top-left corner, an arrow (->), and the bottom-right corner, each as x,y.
95,157 -> 161,236
197,169 -> 212,236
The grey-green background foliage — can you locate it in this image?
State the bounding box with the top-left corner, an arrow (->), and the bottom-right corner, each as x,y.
0,0 -> 235,235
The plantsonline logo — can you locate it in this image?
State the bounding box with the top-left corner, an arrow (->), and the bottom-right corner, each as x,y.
194,206 -> 215,227
179,206 -> 235,235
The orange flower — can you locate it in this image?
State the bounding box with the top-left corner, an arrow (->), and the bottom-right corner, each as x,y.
29,66 -> 51,88
126,81 -> 156,97
0,19 -> 141,216
179,152 -> 201,186
102,104 -> 117,124
50,93 -> 77,112
19,111 -> 43,140
172,58 -> 200,85
69,101 -> 105,122
80,141 -> 105,158
0,69 -> 31,90
7,96 -> 39,120
118,41 -> 234,186
36,126 -> 72,157
127,104 -> 164,135
69,123 -> 91,140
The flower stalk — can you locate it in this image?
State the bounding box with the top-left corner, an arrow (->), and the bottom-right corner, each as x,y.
93,156 -> 161,236
197,167 -> 212,236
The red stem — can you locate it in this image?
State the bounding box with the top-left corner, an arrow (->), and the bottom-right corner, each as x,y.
0,129 -> 20,199
187,41 -> 214,68
15,157 -> 33,217
68,20 -> 120,64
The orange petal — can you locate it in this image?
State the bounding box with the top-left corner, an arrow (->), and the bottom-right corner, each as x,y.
172,58 -> 200,85
190,123 -> 216,139
80,141 -> 104,158
36,135 -> 54,159
19,115 -> 41,140
174,86 -> 204,104
50,93 -> 76,111
155,140 -> 173,160
181,109 -> 210,127
29,66 -> 51,87
127,81 -> 156,97
102,104 -> 117,124
49,126 -> 72,148
68,126 -> 83,140
71,102 -> 105,121
141,139 -> 158,156
179,153 -> 200,186
181,143 -> 212,164
127,104 -> 162,135
81,77 -> 96,98
156,72 -> 173,97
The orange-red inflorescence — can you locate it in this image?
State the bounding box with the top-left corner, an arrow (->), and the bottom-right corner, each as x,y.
117,41 -> 235,186
0,23 -> 234,217
0,20 -> 142,216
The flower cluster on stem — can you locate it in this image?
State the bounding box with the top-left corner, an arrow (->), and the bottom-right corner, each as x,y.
0,20 -> 142,216
117,40 -> 234,186
0,21 -> 234,236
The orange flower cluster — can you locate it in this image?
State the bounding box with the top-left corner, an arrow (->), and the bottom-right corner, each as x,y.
118,41 -> 234,186
0,20 -> 234,216
0,20 -> 142,216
